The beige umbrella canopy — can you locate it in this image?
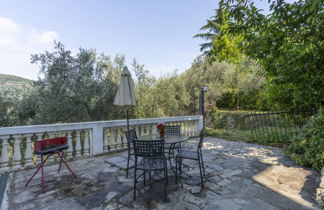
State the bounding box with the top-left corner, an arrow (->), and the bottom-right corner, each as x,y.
114,66 -> 136,130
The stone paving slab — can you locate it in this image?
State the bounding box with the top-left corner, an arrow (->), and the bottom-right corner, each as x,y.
104,155 -> 135,170
2,137 -> 321,210
0,173 -> 8,208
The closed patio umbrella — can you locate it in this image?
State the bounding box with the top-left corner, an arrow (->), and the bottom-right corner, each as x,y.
114,66 -> 136,130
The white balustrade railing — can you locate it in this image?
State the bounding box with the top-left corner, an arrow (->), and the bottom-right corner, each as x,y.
0,115 -> 203,172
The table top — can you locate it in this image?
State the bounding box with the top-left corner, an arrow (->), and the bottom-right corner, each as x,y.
138,134 -> 190,144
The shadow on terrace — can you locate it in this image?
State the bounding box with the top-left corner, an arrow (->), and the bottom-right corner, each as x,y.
0,116 -> 320,210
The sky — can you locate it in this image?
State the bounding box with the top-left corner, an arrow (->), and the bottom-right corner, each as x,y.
0,0 -> 276,80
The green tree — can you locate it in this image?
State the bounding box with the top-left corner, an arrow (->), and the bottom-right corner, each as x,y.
195,1 -> 243,63
180,56 -> 265,112
0,87 -> 34,126
30,42 -> 122,124
221,0 -> 324,111
131,59 -> 157,118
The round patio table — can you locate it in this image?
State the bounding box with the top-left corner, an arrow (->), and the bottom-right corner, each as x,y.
138,134 -> 190,174
138,134 -> 189,144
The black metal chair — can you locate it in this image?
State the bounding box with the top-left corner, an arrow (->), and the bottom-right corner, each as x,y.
175,129 -> 206,187
133,139 -> 168,202
124,129 -> 138,178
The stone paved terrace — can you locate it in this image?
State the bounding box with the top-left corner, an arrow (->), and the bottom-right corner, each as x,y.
3,137 -> 321,210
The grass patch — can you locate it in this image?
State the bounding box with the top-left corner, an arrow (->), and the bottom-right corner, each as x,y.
206,127 -> 285,147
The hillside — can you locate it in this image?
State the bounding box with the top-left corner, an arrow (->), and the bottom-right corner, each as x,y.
0,74 -> 33,88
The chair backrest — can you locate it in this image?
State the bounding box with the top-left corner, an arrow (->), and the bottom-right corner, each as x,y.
165,125 -> 181,136
197,129 -> 206,151
133,139 -> 165,158
124,129 -> 137,144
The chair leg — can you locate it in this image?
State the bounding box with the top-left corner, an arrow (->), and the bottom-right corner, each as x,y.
166,165 -> 168,186
175,156 -> 178,184
180,157 -> 183,188
168,144 -> 174,174
200,153 -> 206,177
126,154 -> 130,178
198,158 -> 204,188
133,167 -> 137,200
143,170 -> 146,186
164,165 -> 167,202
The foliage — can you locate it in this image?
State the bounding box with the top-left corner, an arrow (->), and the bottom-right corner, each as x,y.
284,109 -> 324,171
29,42 -> 124,124
195,0 -> 243,63
130,59 -> 157,118
0,74 -> 32,84
209,109 -> 250,129
0,87 -> 34,127
181,57 -> 265,112
0,44 -> 265,127
210,107 -> 221,128
0,88 -> 17,126
219,0 -> 324,111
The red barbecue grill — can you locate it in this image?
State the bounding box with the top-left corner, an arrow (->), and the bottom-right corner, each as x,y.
25,137 -> 76,192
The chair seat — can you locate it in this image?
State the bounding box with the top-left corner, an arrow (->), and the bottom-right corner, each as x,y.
176,149 -> 199,160
137,157 -> 166,170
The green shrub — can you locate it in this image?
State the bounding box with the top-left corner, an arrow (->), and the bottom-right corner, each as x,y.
284,109 -> 324,171
209,109 -> 250,129
210,107 -> 221,128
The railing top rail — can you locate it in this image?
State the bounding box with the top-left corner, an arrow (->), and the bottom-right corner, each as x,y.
0,115 -> 202,136
245,109 -> 316,117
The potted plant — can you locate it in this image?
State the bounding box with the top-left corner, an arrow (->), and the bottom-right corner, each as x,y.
157,123 -> 166,137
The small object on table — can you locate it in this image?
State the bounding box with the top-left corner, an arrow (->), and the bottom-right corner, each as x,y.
157,123 -> 166,138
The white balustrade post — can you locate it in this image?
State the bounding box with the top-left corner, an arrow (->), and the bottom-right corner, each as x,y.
91,125 -> 104,155
110,128 -> 115,151
198,115 -> 204,132
47,133 -> 56,163
33,134 -> 41,166
13,135 -> 22,170
141,125 -> 144,137
153,124 -> 158,134
116,127 -> 122,150
182,121 -> 187,135
180,122 -> 184,134
136,126 -> 140,137
194,120 -> 199,135
122,127 -> 127,147
0,136 -> 9,171
75,130 -> 82,157
24,134 -> 33,167
189,121 -> 193,136
67,131 -> 73,159
189,121 -> 193,135
103,129 -> 108,152
84,130 -> 90,156
145,125 -> 150,135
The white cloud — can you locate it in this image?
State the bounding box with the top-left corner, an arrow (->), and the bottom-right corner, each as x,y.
0,17 -> 19,33
0,17 -> 59,80
38,31 -> 58,44
0,34 -> 19,47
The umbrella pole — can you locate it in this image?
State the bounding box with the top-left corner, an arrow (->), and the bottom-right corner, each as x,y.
127,109 -> 129,130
